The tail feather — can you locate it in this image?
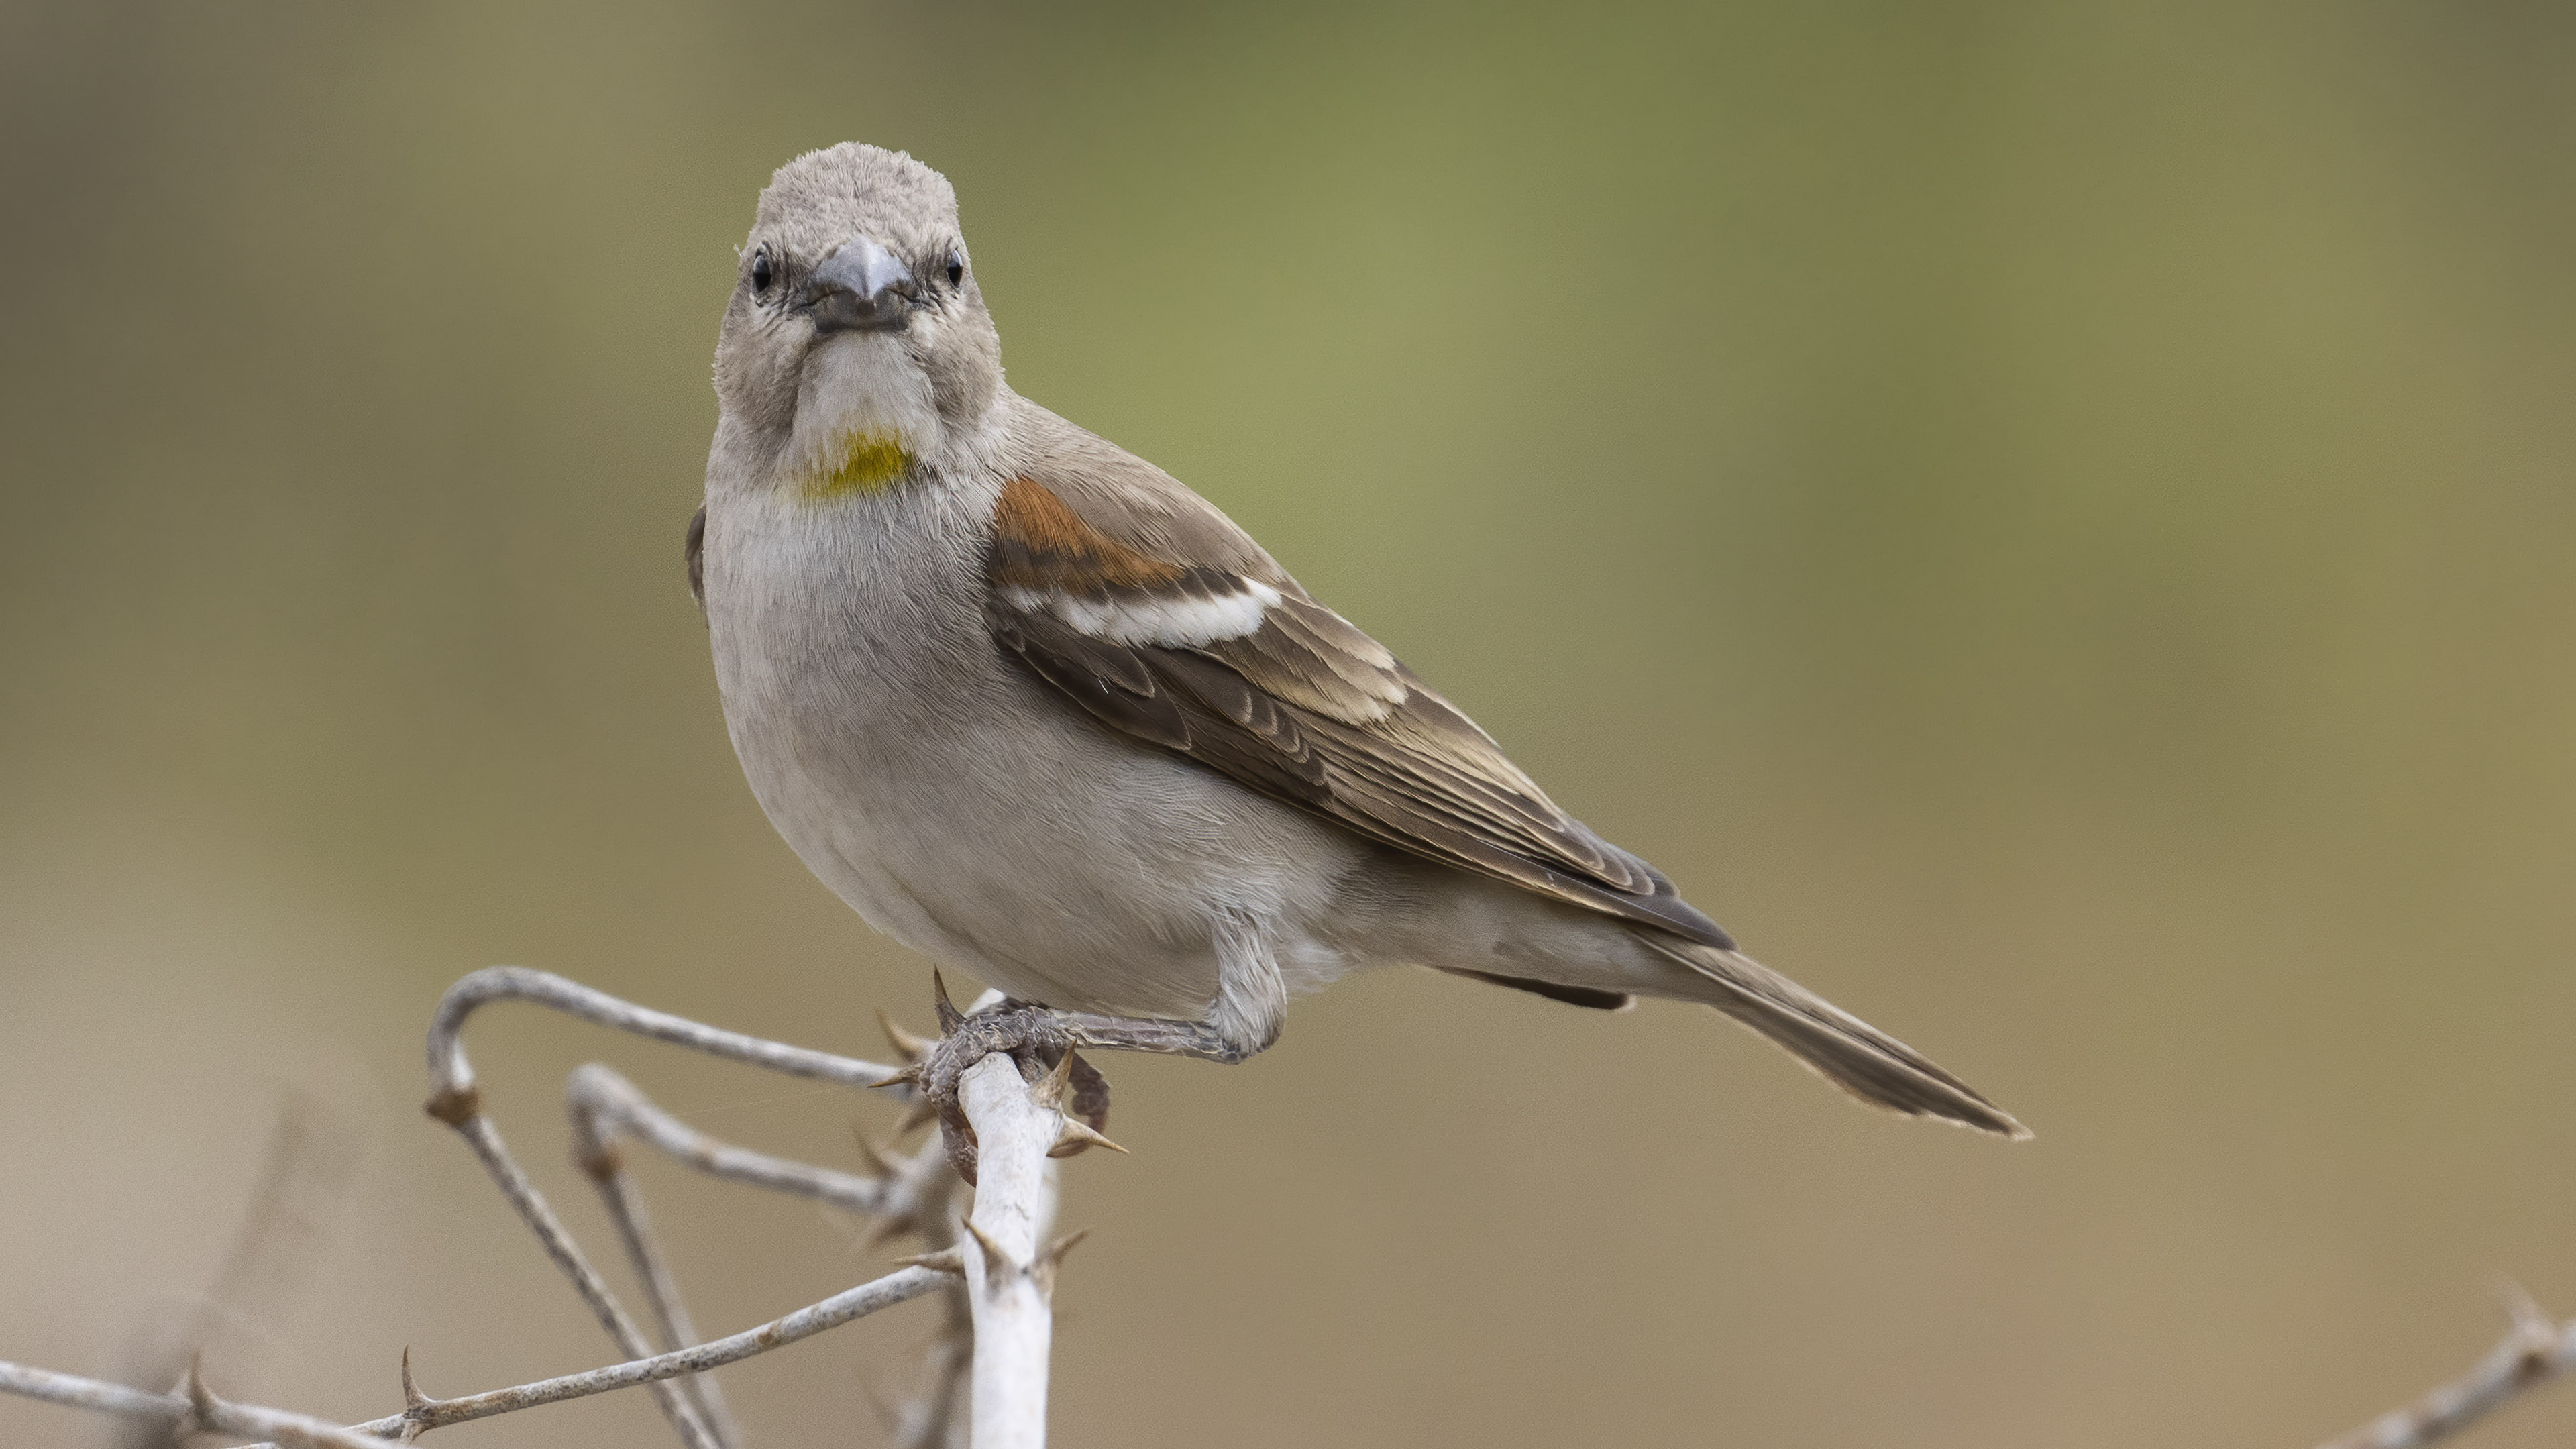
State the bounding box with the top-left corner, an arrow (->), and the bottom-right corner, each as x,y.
1638,936 -> 2029,1140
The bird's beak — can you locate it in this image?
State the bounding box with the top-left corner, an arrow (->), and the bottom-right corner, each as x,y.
801,237 -> 918,335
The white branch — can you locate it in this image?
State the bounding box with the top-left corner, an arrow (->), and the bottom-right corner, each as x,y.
425,967 -> 904,1116
419,967 -> 920,1448
564,1060 -> 925,1219
364,1261 -> 955,1438
957,1054 -> 1064,1449
5,972 -> 1078,1447
561,1060 -> 955,1448
2318,1292 -> 2576,1449
0,1362 -> 175,1421
433,1107 -> 724,1445
566,1071 -> 742,1449
0,1264 -> 958,1447
32,957 -> 2576,1449
0,1360 -> 382,1449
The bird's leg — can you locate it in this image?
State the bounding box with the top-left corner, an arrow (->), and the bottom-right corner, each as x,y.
907,979 -> 1112,1183
907,971 -> 1275,1181
1051,1010 -> 1266,1064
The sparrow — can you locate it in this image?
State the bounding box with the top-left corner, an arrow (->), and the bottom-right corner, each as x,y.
690,142 -> 2026,1161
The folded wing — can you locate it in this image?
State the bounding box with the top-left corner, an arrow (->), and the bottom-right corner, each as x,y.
983,466 -> 1731,949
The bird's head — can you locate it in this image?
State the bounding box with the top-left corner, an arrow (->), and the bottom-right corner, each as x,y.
713,143 -> 1004,494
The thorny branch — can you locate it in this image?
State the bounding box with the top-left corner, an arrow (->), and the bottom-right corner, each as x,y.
564,1057 -> 938,1220
1,966 -> 1087,1446
5,958 -> 2576,1447
413,966 -> 928,1440
423,966 -> 906,1113
563,1059 -> 961,1446
2316,1287 -> 2576,1449
413,967 -> 1000,1445
0,1263 -> 950,1444
0,1356 -> 385,1449
956,1054 -> 1063,1449
427,1077 -> 724,1446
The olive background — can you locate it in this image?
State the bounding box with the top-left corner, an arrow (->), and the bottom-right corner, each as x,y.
5,2 -> 2575,1445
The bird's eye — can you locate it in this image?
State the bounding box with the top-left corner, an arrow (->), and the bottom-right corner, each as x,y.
945,250 -> 965,287
750,248 -> 774,293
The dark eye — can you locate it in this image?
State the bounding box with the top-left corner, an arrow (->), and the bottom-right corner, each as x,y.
750,248 -> 774,292
945,250 -> 965,287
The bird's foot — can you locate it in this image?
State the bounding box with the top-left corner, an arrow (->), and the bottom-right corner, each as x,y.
878,973 -> 1113,1183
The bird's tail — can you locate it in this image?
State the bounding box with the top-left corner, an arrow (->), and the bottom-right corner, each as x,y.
1635,935 -> 2030,1139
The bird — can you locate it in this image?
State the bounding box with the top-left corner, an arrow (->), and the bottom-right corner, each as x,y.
689,142 -> 2025,1165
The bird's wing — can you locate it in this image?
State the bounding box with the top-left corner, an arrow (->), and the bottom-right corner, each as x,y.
983,436 -> 1731,948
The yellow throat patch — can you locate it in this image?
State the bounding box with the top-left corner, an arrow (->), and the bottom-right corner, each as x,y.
804,431 -> 914,501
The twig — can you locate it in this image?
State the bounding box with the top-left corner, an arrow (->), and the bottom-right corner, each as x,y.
3,971 -> 1066,1446
183,1356 -> 394,1449
0,1358 -> 382,1449
2318,1289 -> 2576,1449
564,1060 -> 950,1448
956,1054 -> 1065,1449
359,1260 -> 955,1440
0,1362 -> 189,1426
568,1072 -> 741,1449
425,967 -> 903,1118
429,1105 -> 722,1447
541,995 -> 979,1444
419,967 -> 910,1449
0,1263 -> 955,1446
564,1060 -> 921,1218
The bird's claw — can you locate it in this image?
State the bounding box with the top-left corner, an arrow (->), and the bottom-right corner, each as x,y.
912,976 -> 1112,1183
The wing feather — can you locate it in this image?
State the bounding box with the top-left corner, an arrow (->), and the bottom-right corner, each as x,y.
982,422 -> 1731,949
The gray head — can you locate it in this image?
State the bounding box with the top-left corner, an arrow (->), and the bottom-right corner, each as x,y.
713,144 -> 1004,484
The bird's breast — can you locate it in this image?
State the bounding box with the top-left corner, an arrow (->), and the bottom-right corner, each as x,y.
705,474 -> 1007,777
695,466 -> 1366,1020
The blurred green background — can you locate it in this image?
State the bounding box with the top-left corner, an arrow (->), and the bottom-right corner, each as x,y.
5,1 -> 2575,1444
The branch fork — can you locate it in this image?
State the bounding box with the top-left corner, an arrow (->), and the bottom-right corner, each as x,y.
2316,1283 -> 2576,1449
15,960 -> 2576,1448
2,967 -> 1112,1449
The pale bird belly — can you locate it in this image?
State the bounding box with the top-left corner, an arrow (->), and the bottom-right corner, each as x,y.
739,690 -> 1364,1019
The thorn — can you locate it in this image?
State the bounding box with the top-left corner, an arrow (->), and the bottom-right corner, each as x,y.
851,1124 -> 902,1177
1041,1227 -> 1091,1271
866,1063 -> 923,1091
182,1352 -> 219,1422
1032,1227 -> 1090,1297
2498,1279 -> 2558,1352
1048,1117 -> 1128,1158
959,1215 -> 1018,1280
896,1245 -> 967,1275
878,1006 -> 936,1061
1032,1049 -> 1075,1112
401,1345 -> 431,1410
2500,1278 -> 2549,1324
932,970 -> 965,1034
